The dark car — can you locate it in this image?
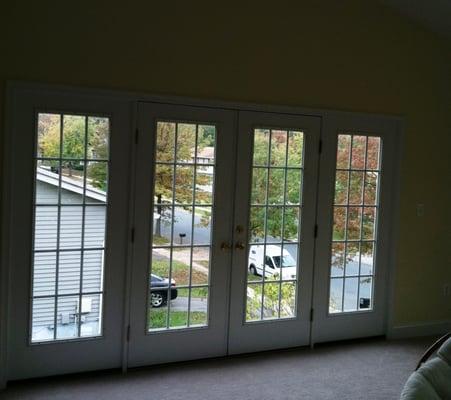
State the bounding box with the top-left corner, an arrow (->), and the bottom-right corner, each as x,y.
150,274 -> 178,308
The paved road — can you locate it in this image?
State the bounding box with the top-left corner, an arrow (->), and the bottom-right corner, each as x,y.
165,296 -> 207,312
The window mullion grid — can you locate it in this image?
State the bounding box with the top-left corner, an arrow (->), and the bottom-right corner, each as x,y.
356,136 -> 368,311
187,124 -> 199,327
341,135 -> 354,312
166,123 -> 179,329
260,130 -> 272,321
52,114 -> 64,339
77,116 -> 89,337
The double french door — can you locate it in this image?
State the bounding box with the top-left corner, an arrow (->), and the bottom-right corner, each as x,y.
5,88 -> 399,381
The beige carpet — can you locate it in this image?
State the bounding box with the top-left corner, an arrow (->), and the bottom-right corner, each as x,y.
1,336 -> 435,400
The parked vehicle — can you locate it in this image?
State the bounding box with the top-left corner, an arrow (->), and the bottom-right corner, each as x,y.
248,245 -> 297,279
150,274 -> 178,307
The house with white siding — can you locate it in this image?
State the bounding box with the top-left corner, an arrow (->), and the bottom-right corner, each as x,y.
32,167 -> 106,340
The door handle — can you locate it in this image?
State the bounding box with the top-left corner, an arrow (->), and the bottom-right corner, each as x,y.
235,241 -> 245,250
220,242 -> 232,251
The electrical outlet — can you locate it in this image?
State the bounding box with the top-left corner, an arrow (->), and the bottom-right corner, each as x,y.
443,284 -> 450,297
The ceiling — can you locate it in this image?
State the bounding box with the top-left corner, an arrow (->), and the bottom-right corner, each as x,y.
378,0 -> 451,40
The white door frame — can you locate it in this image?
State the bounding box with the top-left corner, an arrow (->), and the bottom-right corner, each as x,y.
2,85 -> 133,380
311,113 -> 402,343
228,111 -> 321,354
127,102 -> 236,367
1,82 -> 403,386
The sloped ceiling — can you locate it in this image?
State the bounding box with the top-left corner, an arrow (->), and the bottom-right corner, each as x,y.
379,0 -> 451,40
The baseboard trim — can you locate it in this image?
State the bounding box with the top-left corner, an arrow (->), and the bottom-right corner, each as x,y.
387,320 -> 451,339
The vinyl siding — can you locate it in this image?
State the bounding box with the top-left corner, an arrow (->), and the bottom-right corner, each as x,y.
32,181 -> 105,330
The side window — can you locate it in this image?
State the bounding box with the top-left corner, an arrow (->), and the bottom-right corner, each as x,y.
265,256 -> 274,269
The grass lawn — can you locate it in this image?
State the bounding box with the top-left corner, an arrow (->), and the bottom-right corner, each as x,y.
152,259 -> 208,286
153,235 -> 170,245
149,309 -> 207,329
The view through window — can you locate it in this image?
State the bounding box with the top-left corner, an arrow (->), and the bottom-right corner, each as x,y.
329,134 -> 381,313
148,122 -> 215,331
246,129 -> 304,322
31,113 -> 109,342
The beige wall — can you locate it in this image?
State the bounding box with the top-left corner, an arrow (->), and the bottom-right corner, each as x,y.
1,1 -> 450,326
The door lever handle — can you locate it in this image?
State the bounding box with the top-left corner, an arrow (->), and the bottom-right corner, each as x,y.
235,241 -> 245,250
220,242 -> 232,251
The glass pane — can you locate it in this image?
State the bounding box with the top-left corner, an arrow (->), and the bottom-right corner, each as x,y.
176,124 -> 196,163
34,206 -> 58,250
268,169 -> 285,204
249,206 -> 265,243
266,207 -> 283,242
171,247 -> 191,286
331,242 -> 345,277
80,294 -> 102,337
329,279 -> 343,313
283,207 -> 300,242
334,171 -> 348,205
360,242 -> 375,275
359,277 -> 373,310
59,206 -> 83,249
56,295 -> 79,339
246,127 -> 303,322
366,137 -> 381,170
280,282 -> 296,318
189,287 -> 208,326
195,167 -> 213,204
174,165 -> 194,204
333,207 -> 346,241
286,169 -> 302,205
149,121 -> 214,332
253,129 -> 270,166
31,297 -> 55,342
32,113 -> 109,343
345,242 -> 360,276
364,172 -> 378,205
329,134 -> 382,314
37,113 -> 61,159
192,247 -> 209,285
351,136 -> 366,169
82,250 -> 104,293
33,252 -> 56,297
347,207 -> 362,240
362,207 -> 377,240
62,115 -> 86,159
287,131 -> 304,167
169,288 -> 189,328
246,283 -> 262,322
343,277 -> 359,311
270,130 -> 287,166
263,283 -> 280,319
336,135 -> 351,169
349,171 -> 364,205
87,117 -> 109,160
154,164 -> 174,204
173,206 -> 193,246
251,168 -> 267,205
86,161 -> 108,197
58,251 -> 81,295
156,122 -> 175,162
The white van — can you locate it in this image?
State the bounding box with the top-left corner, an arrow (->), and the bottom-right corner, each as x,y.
248,245 -> 297,279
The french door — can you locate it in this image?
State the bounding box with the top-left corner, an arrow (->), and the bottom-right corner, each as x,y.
4,86 -> 399,381
127,103 -> 236,367
228,111 -> 321,354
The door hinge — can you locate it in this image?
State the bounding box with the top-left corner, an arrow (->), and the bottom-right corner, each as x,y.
310,308 -> 314,322
318,139 -> 322,154
135,128 -> 139,144
314,224 -> 318,238
126,325 -> 130,342
131,228 -> 135,243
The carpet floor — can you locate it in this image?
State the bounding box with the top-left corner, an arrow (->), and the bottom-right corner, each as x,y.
1,336 -> 435,400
